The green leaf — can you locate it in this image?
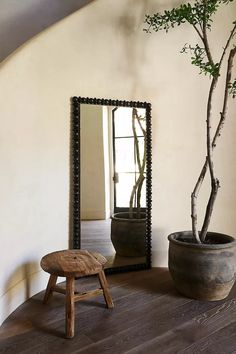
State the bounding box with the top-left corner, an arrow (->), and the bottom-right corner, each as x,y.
144,0 -> 233,33
228,79 -> 236,98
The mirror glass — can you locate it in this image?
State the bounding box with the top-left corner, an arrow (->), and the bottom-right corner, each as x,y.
72,97 -> 152,273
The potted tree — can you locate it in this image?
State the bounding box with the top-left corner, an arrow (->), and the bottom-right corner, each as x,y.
145,0 -> 236,300
111,108 -> 147,257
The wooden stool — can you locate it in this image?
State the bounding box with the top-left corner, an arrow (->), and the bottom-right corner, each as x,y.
40,249 -> 114,338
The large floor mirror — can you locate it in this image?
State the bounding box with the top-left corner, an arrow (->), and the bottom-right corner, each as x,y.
72,97 -> 152,273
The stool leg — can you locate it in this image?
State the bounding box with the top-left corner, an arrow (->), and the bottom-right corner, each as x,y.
98,270 -> 114,309
66,276 -> 75,339
43,275 -> 58,304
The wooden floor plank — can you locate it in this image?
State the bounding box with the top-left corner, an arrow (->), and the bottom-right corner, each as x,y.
181,318 -> 236,353
123,297 -> 236,354
1,268 -> 236,354
74,298 -> 225,354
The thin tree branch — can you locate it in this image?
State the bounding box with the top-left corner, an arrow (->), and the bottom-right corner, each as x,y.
206,78 -> 217,178
191,47 -> 236,242
202,0 -> 214,66
199,74 -> 218,241
200,47 -> 236,241
137,176 -> 145,217
129,108 -> 147,217
132,109 -> 142,172
200,179 -> 220,241
136,114 -> 146,138
129,156 -> 146,217
200,179 -> 220,240
191,160 -> 208,243
191,75 -> 217,242
193,23 -> 204,41
213,46 -> 236,148
218,23 -> 236,70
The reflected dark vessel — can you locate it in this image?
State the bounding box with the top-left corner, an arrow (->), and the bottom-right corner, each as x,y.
111,212 -> 146,257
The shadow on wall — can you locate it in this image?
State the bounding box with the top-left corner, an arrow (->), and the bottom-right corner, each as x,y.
0,0 -> 95,62
2,262 -> 40,323
113,0 -> 182,98
114,0 -> 151,98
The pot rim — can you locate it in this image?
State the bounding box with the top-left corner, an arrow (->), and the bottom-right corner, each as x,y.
111,212 -> 146,222
168,230 -> 236,250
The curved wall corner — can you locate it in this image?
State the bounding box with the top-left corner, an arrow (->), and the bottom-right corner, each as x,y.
1,0 -> 236,325
0,270 -> 48,325
0,0 -> 94,62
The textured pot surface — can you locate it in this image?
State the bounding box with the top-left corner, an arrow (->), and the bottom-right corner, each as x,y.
168,231 -> 236,301
111,212 -> 146,257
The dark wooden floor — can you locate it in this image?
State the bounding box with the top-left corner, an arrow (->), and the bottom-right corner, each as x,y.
1,268 -> 236,353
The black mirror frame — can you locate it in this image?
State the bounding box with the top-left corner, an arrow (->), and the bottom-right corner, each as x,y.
71,96 -> 152,274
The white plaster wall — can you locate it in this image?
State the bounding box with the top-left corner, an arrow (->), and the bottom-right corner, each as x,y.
81,104 -> 107,219
0,0 -> 236,324
102,106 -> 112,219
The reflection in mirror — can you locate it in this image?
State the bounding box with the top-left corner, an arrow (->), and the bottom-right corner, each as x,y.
72,97 -> 152,273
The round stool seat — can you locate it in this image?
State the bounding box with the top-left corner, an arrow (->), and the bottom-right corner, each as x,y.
41,249 -> 107,278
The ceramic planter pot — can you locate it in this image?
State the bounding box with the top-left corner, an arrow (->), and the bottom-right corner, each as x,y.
111,212 -> 146,257
168,231 -> 236,301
